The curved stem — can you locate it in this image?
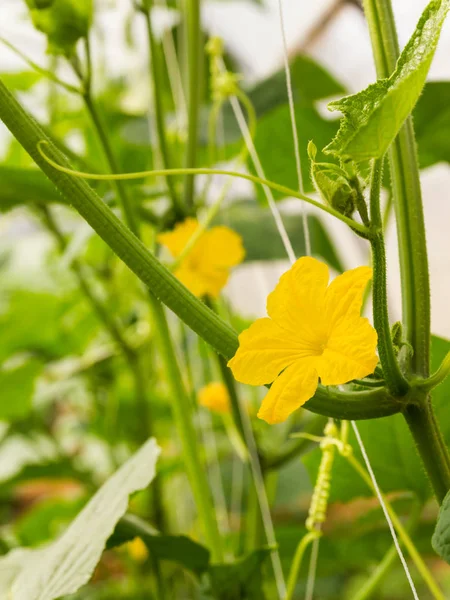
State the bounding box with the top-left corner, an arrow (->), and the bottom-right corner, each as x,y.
369,158 -> 409,395
0,79 -> 401,422
36,142 -> 370,235
285,531 -> 321,600
415,352 -> 450,393
142,5 -> 183,217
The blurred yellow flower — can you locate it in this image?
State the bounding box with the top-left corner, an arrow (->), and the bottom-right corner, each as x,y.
126,537 -> 148,563
199,382 -> 230,414
157,218 -> 245,298
228,257 -> 378,424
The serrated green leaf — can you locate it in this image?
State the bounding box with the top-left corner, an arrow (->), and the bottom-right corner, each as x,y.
0,438 -> 160,599
325,0 -> 450,161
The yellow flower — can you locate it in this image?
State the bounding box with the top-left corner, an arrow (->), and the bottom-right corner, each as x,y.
228,257 -> 378,424
157,218 -> 245,298
126,537 -> 149,562
198,382 -> 230,414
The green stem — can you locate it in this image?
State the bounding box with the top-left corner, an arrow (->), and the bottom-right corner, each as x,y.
362,0 -> 430,378
83,92 -> 140,235
352,502 -> 422,600
415,352 -> 450,393
147,298 -> 224,561
403,401 -> 450,504
182,0 -> 202,208
142,5 -> 183,217
37,143 -> 369,235
285,531 -> 321,600
347,454 -> 445,599
369,158 -> 409,395
362,0 -> 450,504
0,37 -> 82,94
0,78 -> 400,422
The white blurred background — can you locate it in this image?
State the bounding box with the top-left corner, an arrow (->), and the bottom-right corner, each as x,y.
1,0 -> 449,337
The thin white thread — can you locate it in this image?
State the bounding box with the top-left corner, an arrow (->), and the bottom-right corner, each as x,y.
228,93 -> 297,266
305,535 -> 320,600
351,421 -> 419,599
276,0 -> 311,256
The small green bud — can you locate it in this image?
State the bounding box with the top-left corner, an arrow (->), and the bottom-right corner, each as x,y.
23,0 -> 92,57
391,321 -> 403,351
308,140 -> 359,217
307,140 -> 317,162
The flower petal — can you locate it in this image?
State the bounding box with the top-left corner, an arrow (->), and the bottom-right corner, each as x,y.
266,257 -> 329,341
324,266 -> 372,328
317,317 -> 378,385
257,360 -> 319,424
174,265 -> 208,297
197,268 -> 229,298
157,218 -> 199,258
228,318 -> 312,386
201,226 -> 245,268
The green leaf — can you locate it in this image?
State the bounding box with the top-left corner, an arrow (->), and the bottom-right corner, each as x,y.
108,514 -> 210,576
414,81 -> 450,168
213,200 -> 344,272
0,166 -> 65,213
0,358 -> 42,421
24,0 -> 93,56
0,438 -> 160,599
204,548 -> 272,600
432,488 -> 450,562
325,0 -> 450,161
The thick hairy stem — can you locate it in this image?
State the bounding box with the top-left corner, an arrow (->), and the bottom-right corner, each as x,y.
369,158 -> 409,395
362,0 -> 450,504
362,0 -> 430,378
